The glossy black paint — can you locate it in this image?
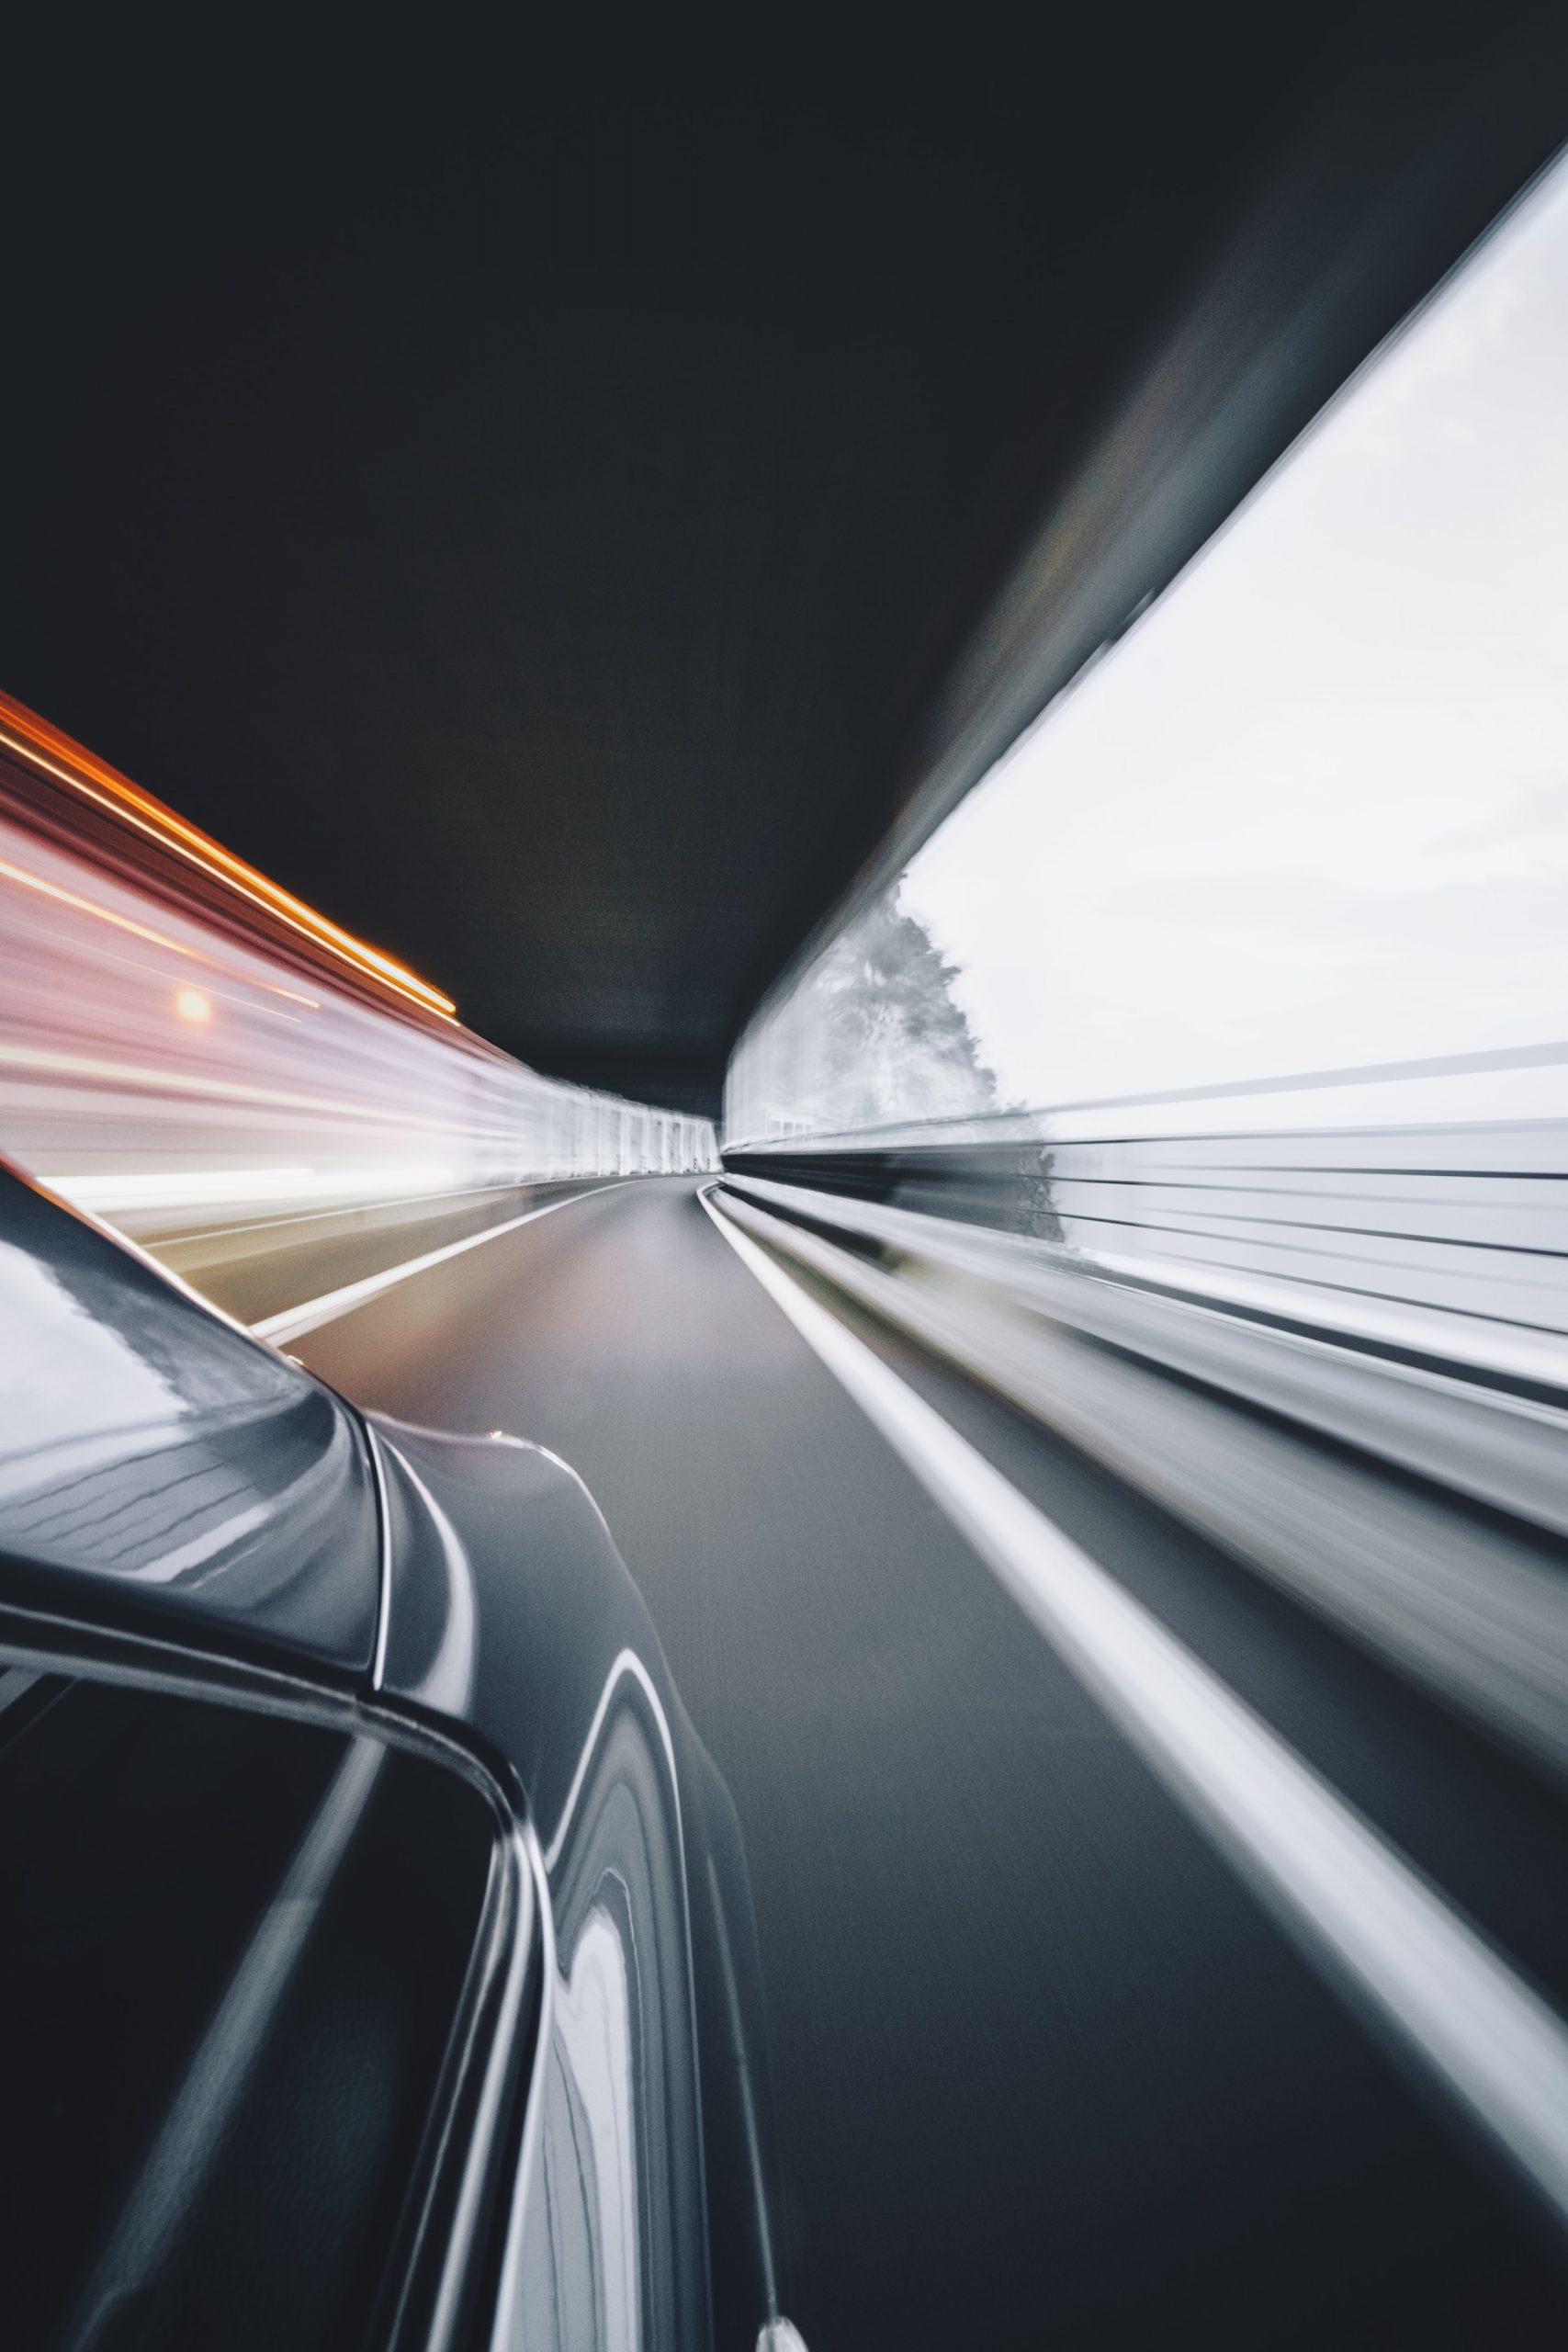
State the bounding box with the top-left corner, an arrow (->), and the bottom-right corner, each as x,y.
374,1419 -> 784,2350
0,1159 -> 784,2351
0,1161 -> 379,1678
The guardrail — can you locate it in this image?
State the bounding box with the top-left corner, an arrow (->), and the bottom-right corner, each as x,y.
725,1051 -> 1568,1392
716,1102 -> 1568,1790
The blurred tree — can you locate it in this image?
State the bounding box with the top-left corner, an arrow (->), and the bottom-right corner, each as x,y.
814,893 -> 998,1128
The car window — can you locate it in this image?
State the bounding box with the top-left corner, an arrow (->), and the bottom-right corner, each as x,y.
0,1664 -> 497,2352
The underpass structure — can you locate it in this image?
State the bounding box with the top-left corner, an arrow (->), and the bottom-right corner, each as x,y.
5,24 -> 1568,2347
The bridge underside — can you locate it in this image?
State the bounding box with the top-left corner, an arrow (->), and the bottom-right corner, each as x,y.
3,6 -> 1563,1112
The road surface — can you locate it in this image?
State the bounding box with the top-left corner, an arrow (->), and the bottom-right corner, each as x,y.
271,1175 -> 1568,2349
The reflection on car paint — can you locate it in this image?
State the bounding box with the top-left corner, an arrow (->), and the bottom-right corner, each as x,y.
0,1165 -> 804,2348
0,1163 -> 380,1673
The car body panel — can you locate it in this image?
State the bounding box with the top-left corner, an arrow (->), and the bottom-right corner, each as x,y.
0,1162 -> 787,2351
371,1419 -> 780,2352
0,1162 -> 380,1677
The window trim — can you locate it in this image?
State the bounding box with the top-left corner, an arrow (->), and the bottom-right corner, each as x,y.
0,1594 -> 546,2352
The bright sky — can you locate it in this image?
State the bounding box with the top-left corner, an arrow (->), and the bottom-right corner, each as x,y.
898,146 -> 1568,1114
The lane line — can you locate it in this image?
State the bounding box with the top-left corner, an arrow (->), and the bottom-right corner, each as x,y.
153,1178 -> 534,1250
701,1184 -> 1568,2229
253,1181 -> 629,1343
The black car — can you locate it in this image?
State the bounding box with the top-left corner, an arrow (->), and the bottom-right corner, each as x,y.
0,1157 -> 805,2352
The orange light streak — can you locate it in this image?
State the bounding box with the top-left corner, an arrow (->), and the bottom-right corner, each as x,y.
0,689 -> 457,1020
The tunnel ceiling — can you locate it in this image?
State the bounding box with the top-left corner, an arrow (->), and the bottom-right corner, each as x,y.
4,6 -> 1563,1113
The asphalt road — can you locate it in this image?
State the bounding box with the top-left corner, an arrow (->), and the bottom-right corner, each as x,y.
285,1174 -> 1568,2349
148,1179 -> 604,1327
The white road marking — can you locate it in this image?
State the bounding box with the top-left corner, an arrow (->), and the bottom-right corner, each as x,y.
701,1185 -> 1568,2229
253,1181 -> 628,1342
154,1177 -> 528,1250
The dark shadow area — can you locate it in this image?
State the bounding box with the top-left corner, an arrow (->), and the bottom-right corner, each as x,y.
6,5 -> 1567,1108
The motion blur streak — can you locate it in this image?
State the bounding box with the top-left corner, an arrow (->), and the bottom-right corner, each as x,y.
0,854 -> 226,967
0,691 -> 453,1014
724,151 -> 1568,1398
0,699 -> 716,1251
705,1188 -> 1568,2228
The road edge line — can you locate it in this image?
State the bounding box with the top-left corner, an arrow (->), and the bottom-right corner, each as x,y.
700,1182 -> 1568,2231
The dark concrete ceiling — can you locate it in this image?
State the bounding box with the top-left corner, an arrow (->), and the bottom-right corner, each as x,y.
4,5 -> 1565,1111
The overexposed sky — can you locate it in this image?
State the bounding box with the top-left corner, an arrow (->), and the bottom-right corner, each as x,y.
898,147 -> 1568,1113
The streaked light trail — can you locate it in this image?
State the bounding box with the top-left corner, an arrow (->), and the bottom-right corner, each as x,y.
0,689 -> 457,1019
0,697 -> 716,1229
